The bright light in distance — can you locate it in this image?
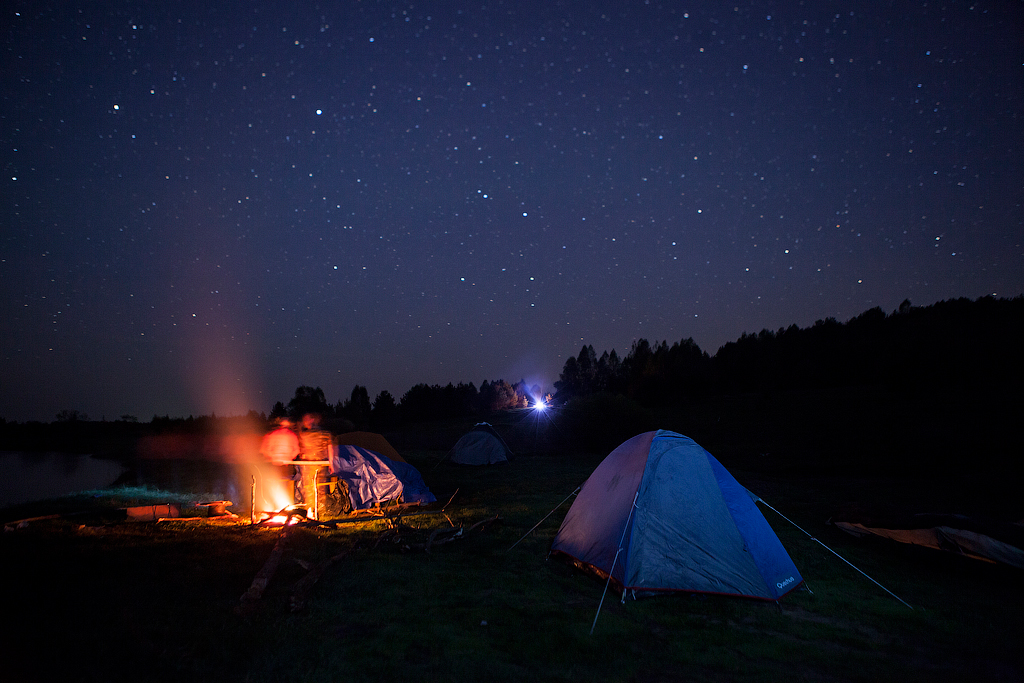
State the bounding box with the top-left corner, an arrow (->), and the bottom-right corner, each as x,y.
533,401 -> 546,411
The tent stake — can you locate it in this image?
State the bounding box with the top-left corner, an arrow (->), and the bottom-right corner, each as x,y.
508,486 -> 580,552
757,498 -> 913,610
590,491 -> 639,635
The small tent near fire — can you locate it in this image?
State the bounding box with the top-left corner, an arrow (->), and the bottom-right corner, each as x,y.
328,445 -> 436,510
336,431 -> 406,463
551,430 -> 802,600
448,423 -> 513,465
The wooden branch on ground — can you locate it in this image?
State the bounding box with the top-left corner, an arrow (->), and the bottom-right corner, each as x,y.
425,525 -> 464,553
374,515 -> 504,554
467,515 -> 503,534
372,526 -> 404,549
442,489 -> 460,511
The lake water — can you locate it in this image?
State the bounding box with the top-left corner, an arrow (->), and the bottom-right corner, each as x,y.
1,452 -> 302,515
0,451 -> 128,508
0,427 -> 279,510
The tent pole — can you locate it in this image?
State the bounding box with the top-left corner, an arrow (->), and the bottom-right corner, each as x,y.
757,498 -> 913,610
590,490 -> 639,635
508,486 -> 580,551
590,547 -> 623,636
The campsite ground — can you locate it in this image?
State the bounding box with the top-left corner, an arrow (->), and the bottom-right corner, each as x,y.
1,441 -> 1021,683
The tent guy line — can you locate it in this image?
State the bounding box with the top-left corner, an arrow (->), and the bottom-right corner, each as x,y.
755,498 -> 914,610
507,486 -> 580,553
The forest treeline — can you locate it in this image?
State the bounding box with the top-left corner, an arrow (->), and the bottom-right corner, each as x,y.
1,296 -> 1021,460
274,295 -> 1024,429
264,377 -> 548,431
555,295 -> 1023,404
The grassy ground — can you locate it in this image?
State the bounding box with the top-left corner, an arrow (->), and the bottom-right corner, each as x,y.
2,449 -> 1021,683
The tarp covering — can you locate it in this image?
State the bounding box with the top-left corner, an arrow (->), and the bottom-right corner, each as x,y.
834,514 -> 1024,570
329,445 -> 436,510
551,430 -> 803,600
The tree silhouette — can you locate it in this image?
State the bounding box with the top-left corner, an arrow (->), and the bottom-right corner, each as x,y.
341,385 -> 371,426
286,385 -> 329,418
554,355 -> 581,402
479,379 -> 519,412
576,345 -> 598,394
370,390 -> 398,430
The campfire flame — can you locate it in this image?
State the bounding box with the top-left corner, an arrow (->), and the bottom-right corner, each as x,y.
247,461 -> 300,524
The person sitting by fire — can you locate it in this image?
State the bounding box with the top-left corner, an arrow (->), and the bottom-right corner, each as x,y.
297,412 -> 332,460
259,417 -> 300,466
295,413 -> 333,518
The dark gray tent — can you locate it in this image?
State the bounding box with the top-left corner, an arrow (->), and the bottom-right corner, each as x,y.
449,423 -> 513,465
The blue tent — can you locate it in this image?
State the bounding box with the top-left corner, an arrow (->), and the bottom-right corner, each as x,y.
329,445 -> 436,510
551,430 -> 802,600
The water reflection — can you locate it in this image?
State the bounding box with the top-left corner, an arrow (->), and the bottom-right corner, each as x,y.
0,451 -> 127,508
129,458 -> 294,514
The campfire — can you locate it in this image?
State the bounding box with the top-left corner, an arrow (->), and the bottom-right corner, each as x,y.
246,461 -> 309,525
255,504 -> 308,526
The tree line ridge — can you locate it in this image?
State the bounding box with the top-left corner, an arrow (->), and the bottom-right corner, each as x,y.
1,295 -> 1020,460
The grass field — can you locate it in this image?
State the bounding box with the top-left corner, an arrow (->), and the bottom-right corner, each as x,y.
2,446 -> 1021,683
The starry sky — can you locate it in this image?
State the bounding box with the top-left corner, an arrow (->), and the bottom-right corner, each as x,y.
2,1 -> 1021,423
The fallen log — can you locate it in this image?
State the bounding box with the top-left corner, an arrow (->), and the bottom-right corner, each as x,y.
157,513 -> 240,524
237,526 -> 292,613
3,514 -> 61,530
289,551 -> 349,612
125,504 -> 180,522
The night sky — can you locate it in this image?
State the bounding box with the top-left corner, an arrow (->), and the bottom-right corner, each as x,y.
2,2 -> 1021,423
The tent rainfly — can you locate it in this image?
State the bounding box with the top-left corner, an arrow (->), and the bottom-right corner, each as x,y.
551,430 -> 803,600
335,431 -> 406,463
449,423 -> 513,465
